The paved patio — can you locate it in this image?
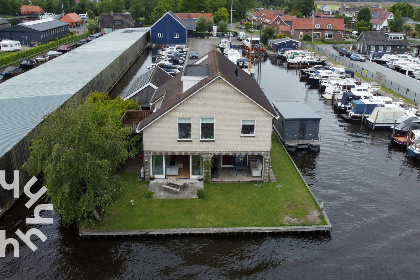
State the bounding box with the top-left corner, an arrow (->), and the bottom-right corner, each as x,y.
149,179 -> 203,199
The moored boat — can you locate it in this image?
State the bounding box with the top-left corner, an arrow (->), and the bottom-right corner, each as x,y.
20,59 -> 37,69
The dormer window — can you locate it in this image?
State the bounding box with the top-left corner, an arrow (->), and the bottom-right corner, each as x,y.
315,24 -> 320,28
327,24 -> 332,29
114,20 -> 122,25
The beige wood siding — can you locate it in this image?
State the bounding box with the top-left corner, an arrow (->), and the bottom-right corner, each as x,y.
143,78 -> 273,153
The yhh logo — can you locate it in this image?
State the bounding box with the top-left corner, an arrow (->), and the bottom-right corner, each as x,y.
0,170 -> 53,257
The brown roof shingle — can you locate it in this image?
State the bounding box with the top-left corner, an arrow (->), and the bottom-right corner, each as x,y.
292,18 -> 344,30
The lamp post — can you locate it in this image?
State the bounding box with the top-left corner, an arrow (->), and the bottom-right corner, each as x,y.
311,10 -> 314,49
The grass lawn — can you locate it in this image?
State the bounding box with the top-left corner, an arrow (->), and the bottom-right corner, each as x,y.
87,134 -> 326,231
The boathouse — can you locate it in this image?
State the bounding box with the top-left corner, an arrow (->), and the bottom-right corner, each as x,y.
273,102 -> 321,151
150,11 -> 187,45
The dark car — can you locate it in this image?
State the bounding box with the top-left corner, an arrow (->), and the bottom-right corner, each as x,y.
76,39 -> 88,46
338,47 -> 347,56
20,59 -> 37,69
166,55 -> 184,65
350,53 -> 366,62
189,50 -> 198,59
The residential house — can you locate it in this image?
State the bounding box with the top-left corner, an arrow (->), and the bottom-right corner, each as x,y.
291,18 -> 344,41
249,9 -> 284,26
136,50 -> 277,182
20,5 -> 44,16
357,31 -> 409,55
60,13 -> 81,27
151,11 -> 187,46
0,18 -> 69,45
370,11 -> 393,31
99,13 -> 134,34
121,66 -> 173,110
175,12 -> 213,38
318,4 -> 332,15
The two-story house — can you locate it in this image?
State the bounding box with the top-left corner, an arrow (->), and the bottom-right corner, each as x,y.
98,12 -> 134,34
370,11 -> 393,31
291,18 -> 344,41
137,50 -> 277,182
357,31 -> 409,55
151,11 -> 188,45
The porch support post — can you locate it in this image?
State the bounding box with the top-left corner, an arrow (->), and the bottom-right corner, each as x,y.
262,153 -> 271,182
202,154 -> 213,182
144,152 -> 151,181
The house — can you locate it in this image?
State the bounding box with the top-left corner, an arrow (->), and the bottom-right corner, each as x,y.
291,18 -> 344,41
60,13 -> 81,27
174,13 -> 213,38
357,31 -> 409,55
370,11 -> 393,31
151,11 -> 187,46
249,9 -> 284,25
318,4 -> 332,15
121,66 -> 174,110
273,102 -> 321,151
0,18 -> 69,45
20,5 -> 44,16
136,50 -> 277,182
99,13 -> 134,34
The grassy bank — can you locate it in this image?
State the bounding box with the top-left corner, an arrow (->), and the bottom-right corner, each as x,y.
87,134 -> 325,231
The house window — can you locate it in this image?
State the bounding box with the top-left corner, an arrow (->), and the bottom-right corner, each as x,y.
313,32 -> 321,39
327,24 -> 332,29
371,45 -> 375,52
338,31 -> 341,34
200,118 -> 214,140
241,120 -> 255,136
174,33 -> 179,38
152,155 -> 164,176
378,46 -> 383,51
115,20 -> 122,25
191,155 -> 203,176
158,33 -> 163,38
386,46 -> 391,52
325,32 -> 333,39
315,24 -> 320,28
178,118 -> 191,140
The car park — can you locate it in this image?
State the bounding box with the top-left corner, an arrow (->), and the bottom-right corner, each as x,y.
350,53 -> 366,62
189,50 -> 199,59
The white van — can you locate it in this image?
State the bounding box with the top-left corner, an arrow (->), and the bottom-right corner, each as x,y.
79,13 -> 88,20
0,40 -> 21,52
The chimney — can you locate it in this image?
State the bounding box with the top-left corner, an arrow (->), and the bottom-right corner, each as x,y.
235,67 -> 239,77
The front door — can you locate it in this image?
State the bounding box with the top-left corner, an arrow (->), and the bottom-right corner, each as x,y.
299,121 -> 306,140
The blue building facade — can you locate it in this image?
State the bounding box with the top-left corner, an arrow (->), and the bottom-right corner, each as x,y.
151,11 -> 187,45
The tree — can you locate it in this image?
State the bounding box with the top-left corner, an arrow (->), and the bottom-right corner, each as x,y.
23,93 -> 139,226
87,19 -> 99,33
416,24 -> 420,38
150,0 -> 172,23
335,14 -> 350,25
214,7 -> 229,24
261,25 -> 275,44
196,15 -> 213,32
218,19 -> 228,34
292,0 -> 314,18
356,20 -> 372,33
413,7 -> 420,21
389,3 -> 414,18
388,10 -> 404,32
357,7 -> 372,22
178,0 -> 210,13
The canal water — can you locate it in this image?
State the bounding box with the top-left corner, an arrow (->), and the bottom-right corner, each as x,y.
1,52 -> 420,279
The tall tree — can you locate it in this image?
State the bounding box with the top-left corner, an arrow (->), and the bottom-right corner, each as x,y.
261,25 -> 275,44
214,7 -> 229,24
150,0 -> 172,23
292,0 -> 315,18
357,7 -> 372,22
178,0 -> 210,13
218,19 -> 228,34
23,93 -> 139,226
413,7 -> 420,21
388,10 -> 404,32
389,3 -> 414,18
356,20 -> 372,32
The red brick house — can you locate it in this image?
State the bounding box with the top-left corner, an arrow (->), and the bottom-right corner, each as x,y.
20,5 -> 44,15
291,18 -> 344,41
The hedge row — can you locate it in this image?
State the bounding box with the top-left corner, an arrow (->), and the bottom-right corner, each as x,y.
0,31 -> 90,69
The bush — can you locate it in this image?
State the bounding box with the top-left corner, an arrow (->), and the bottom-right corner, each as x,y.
197,189 -> 205,199
146,191 -> 154,198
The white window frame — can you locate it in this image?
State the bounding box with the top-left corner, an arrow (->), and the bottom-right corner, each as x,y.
200,118 -> 215,141
313,32 -> 321,39
327,24 -> 332,29
325,31 -> 334,39
378,46 -> 383,51
315,24 -> 320,28
241,120 -> 256,136
158,33 -> 163,38
178,118 -> 192,140
174,33 -> 179,38
386,45 -> 391,52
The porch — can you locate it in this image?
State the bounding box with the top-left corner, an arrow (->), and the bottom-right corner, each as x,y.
120,110 -> 152,131
149,178 -> 204,199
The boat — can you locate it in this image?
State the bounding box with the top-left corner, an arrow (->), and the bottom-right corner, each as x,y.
307,67 -> 346,87
224,48 -> 241,64
334,88 -> 375,112
20,59 -> 37,69
218,38 -> 231,53
321,78 -> 358,99
236,58 -> 255,77
1,66 -> 23,78
345,96 -> 400,120
35,53 -> 49,62
39,12 -> 61,20
389,117 -> 420,148
407,140 -> 420,158
242,37 -> 265,55
286,51 -> 325,68
365,106 -> 415,129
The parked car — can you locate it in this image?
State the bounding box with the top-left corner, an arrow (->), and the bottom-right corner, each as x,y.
57,44 -> 70,53
20,59 -> 37,69
166,55 -> 184,65
350,53 -> 366,62
76,39 -> 88,46
189,50 -> 199,59
338,47 -> 347,56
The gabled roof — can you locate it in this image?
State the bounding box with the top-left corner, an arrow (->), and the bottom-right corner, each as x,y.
360,31 -> 409,46
181,19 -> 196,31
99,13 -> 134,28
279,15 -> 296,23
369,8 -> 385,12
138,50 -> 276,131
122,66 -> 173,100
370,11 -> 392,25
13,18 -> 68,32
151,11 -> 187,29
175,13 -> 213,20
60,13 -> 81,24
20,5 -> 44,14
292,18 -> 344,30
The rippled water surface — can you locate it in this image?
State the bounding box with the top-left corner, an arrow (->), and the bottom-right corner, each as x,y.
1,54 -> 420,279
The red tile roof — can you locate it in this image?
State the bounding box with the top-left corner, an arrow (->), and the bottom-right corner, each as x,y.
292,18 -> 344,30
280,15 -> 296,22
370,12 -> 392,25
20,5 -> 44,14
60,13 -> 81,25
369,8 -> 385,12
175,13 -> 213,20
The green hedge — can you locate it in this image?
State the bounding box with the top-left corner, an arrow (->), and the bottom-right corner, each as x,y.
0,31 -> 90,68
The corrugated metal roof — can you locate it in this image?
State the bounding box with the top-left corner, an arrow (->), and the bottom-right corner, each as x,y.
0,27 -> 150,158
273,102 -> 321,120
16,18 -> 68,31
